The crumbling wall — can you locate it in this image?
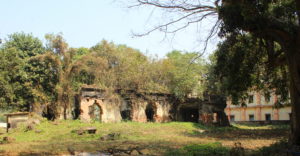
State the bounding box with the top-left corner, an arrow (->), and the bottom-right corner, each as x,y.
79,88 -> 123,123
78,87 -> 229,125
199,94 -> 230,126
199,104 -> 214,125
119,92 -> 173,123
153,101 -> 172,122
101,98 -> 122,123
130,100 -> 148,122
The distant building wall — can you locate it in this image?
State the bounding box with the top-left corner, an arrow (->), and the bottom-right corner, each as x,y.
225,92 -> 291,122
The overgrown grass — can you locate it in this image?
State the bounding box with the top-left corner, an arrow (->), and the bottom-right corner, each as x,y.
0,120 -> 290,155
166,142 -> 230,156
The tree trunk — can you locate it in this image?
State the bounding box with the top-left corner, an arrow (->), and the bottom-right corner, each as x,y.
286,41 -> 300,145
217,111 -> 230,126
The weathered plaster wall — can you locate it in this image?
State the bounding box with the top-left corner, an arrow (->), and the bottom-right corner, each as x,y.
79,88 -> 226,124
130,100 -> 148,122
80,97 -> 122,123
120,93 -> 173,123
153,101 -> 171,122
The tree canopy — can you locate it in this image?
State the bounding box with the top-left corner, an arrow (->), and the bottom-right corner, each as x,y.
0,33 -> 207,120
130,0 -> 300,145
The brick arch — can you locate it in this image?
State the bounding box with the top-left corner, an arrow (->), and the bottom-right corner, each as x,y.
145,101 -> 157,122
88,100 -> 103,121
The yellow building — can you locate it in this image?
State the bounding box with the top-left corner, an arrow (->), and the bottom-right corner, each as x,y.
225,92 -> 291,122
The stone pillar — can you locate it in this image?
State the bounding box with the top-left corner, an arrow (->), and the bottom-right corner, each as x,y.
257,107 -> 262,120
274,109 -> 279,120
256,93 -> 262,121
241,108 -> 246,121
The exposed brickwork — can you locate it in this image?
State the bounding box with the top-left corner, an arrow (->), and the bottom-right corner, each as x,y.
79,87 -> 228,124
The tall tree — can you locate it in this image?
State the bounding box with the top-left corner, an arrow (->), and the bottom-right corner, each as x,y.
45,33 -> 83,119
0,33 -> 50,112
163,50 -> 207,99
130,0 -> 300,145
219,0 -> 300,145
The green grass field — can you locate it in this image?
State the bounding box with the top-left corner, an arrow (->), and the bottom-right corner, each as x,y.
0,120 -> 289,155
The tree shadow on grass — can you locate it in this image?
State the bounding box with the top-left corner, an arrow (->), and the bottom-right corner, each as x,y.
182,122 -> 289,140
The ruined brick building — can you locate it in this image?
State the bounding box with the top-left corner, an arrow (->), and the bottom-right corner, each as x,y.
76,86 -> 229,125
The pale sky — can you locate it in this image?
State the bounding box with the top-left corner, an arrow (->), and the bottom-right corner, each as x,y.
0,0 -> 220,58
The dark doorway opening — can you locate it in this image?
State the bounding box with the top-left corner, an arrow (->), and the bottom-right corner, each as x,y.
145,104 -> 155,122
121,110 -> 131,121
180,108 -> 199,122
89,102 -> 103,121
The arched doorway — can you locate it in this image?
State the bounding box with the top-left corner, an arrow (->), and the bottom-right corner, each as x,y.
120,100 -> 132,121
145,104 -> 155,122
180,107 -> 199,123
89,101 -> 103,121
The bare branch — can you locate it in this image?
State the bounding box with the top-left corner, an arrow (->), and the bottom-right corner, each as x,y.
165,12 -> 217,34
190,19 -> 221,64
129,0 -> 218,38
133,9 -> 216,37
134,0 -> 216,12
129,0 -> 221,64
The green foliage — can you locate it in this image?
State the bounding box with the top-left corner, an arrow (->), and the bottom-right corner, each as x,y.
211,34 -> 289,105
72,47 -> 90,60
89,42 -> 206,98
4,32 -> 44,58
219,0 -> 297,37
163,50 -> 207,99
215,0 -> 299,107
0,33 -> 207,118
0,33 -> 47,111
27,52 -> 60,113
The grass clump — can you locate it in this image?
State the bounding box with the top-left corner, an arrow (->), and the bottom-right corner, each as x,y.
166,142 -> 230,156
